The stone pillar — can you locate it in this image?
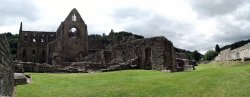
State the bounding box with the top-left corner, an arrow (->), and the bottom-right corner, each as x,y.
0,34 -> 14,96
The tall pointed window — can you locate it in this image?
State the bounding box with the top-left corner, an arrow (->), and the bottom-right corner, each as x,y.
24,34 -> 28,41
72,14 -> 77,21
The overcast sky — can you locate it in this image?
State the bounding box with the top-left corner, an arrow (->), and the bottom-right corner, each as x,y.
1,0 -> 250,54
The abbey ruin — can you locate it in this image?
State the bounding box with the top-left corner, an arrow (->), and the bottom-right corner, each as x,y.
17,8 -> 88,64
14,8 -> 196,73
0,8 -> 198,95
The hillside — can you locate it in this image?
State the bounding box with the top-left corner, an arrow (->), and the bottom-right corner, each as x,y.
215,38 -> 250,61
220,39 -> 250,51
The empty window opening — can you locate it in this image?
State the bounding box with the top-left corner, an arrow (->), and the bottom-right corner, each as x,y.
41,39 -> 44,42
144,47 -> 152,70
69,27 -> 77,38
42,50 -> 45,58
22,49 -> 26,58
72,14 -> 77,21
33,39 -> 36,42
24,34 -> 28,41
32,50 -> 36,55
145,48 -> 152,61
71,28 -> 76,32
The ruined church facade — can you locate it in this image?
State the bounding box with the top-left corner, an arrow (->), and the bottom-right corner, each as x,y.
17,8 -> 88,65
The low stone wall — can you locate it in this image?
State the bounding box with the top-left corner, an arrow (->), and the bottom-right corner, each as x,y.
215,43 -> 250,61
176,58 -> 196,71
0,34 -> 14,97
17,61 -> 137,73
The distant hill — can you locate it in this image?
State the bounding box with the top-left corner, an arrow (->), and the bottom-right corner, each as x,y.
220,39 -> 250,51
175,47 -> 203,61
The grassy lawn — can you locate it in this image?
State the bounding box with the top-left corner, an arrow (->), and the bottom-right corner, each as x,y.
16,61 -> 250,97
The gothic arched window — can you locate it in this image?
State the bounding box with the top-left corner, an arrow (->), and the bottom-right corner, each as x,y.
72,14 -> 77,21
24,34 -> 28,41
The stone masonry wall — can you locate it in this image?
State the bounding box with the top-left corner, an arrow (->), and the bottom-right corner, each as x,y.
215,43 -> 250,61
0,34 -> 14,96
18,36 -> 177,73
84,36 -> 176,71
108,36 -> 176,71
17,31 -> 56,63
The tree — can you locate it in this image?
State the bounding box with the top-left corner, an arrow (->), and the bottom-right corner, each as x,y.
193,50 -> 202,61
4,32 -> 18,59
102,33 -> 106,37
185,52 -> 194,60
203,50 -> 217,60
215,44 -> 220,53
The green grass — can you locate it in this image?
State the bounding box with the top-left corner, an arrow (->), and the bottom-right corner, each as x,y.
16,61 -> 250,97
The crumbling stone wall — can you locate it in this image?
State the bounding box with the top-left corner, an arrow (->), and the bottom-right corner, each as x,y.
88,37 -> 109,50
17,9 -> 89,65
175,53 -> 196,71
83,36 -> 176,71
109,37 -> 176,71
16,8 -> 179,73
17,36 -> 178,72
0,34 -> 14,96
215,43 -> 250,61
17,22 -> 56,63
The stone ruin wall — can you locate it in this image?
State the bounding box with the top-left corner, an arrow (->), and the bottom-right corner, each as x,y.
215,43 -> 250,61
111,36 -> 176,71
0,34 -> 14,96
17,31 -> 56,63
15,9 -> 181,73
16,36 -> 177,72
88,37 -> 109,50
175,53 -> 197,71
83,36 -> 176,71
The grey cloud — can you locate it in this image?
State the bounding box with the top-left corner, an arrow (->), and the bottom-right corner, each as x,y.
0,0 -> 39,26
189,0 -> 247,17
233,4 -> 250,21
112,7 -> 151,23
112,7 -> 204,52
111,1 -> 250,53
125,14 -> 190,39
213,19 -> 250,43
113,8 -> 193,37
189,0 -> 250,52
